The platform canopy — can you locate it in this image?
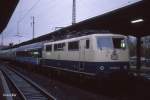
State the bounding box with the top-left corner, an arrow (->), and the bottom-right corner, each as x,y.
0,0 -> 19,33
57,0 -> 149,37
30,0 -> 150,44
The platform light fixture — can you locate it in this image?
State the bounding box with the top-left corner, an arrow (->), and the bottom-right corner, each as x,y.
131,18 -> 144,24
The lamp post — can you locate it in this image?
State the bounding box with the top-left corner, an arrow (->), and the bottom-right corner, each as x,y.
1,32 -> 3,46
31,16 -> 35,39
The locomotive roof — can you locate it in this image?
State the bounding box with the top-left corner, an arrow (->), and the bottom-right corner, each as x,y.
44,34 -> 126,45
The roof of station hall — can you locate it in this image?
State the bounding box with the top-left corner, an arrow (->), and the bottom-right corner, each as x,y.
0,0 -> 19,33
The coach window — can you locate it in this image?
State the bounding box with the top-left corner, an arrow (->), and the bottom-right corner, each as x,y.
29,49 -> 42,58
85,39 -> 90,49
46,45 -> 52,52
68,41 -> 79,51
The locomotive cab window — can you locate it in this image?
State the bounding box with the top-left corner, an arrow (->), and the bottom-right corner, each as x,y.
112,38 -> 126,49
85,39 -> 90,49
46,45 -> 52,52
68,41 -> 79,51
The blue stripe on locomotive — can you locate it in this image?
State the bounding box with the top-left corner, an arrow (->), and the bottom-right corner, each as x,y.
41,59 -> 129,76
16,57 -> 39,65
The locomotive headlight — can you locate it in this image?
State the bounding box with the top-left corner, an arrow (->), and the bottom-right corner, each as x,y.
99,66 -> 104,70
121,42 -> 125,48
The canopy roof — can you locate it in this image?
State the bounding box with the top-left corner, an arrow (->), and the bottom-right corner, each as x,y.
0,0 -> 19,33
57,0 -> 149,37
32,0 -> 150,43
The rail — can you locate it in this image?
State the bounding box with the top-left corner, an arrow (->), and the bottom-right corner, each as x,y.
1,66 -> 56,100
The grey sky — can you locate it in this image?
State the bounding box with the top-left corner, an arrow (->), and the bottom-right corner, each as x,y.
2,0 -> 140,45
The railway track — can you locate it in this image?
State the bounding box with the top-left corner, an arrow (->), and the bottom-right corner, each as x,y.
1,65 -> 56,100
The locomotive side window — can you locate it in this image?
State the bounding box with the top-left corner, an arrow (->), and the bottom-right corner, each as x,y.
68,41 -> 79,50
86,39 -> 90,49
46,45 -> 52,52
54,43 -> 65,51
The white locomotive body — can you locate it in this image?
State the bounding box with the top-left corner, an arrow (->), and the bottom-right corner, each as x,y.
41,34 -> 129,76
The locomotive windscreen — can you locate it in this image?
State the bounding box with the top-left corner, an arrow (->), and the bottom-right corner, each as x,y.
97,37 -> 113,49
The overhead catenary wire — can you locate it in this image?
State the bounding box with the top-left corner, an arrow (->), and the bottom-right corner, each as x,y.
18,0 -> 41,23
17,0 -> 60,35
36,0 -> 62,18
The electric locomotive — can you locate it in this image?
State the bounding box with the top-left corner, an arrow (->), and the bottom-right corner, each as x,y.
41,34 -> 129,78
